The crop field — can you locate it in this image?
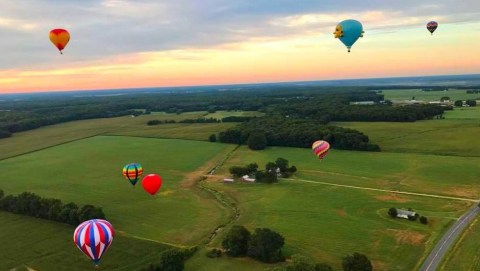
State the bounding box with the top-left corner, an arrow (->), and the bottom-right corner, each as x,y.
0,136 -> 235,245
0,211 -> 171,271
382,89 -> 480,102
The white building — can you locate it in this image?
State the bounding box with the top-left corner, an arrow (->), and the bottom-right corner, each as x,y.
242,175 -> 255,182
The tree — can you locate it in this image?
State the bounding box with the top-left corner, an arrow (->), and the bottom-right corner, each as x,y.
158,249 -> 185,271
454,100 -> 463,107
440,96 -> 450,102
246,163 -> 259,174
265,162 -> 277,172
209,134 -> 217,142
342,253 -> 373,271
222,225 -> 251,257
255,171 -> 278,183
275,158 -> 289,173
229,166 -> 250,178
0,189 -> 3,200
247,228 -> 285,263
466,100 -> 477,107
247,131 -> 267,150
388,208 -> 397,218
0,130 -> 11,139
77,204 -> 106,222
420,216 -> 428,225
59,202 -> 79,225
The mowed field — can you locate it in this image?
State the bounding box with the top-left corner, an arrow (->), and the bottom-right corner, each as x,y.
201,146 -> 476,271
0,112 -> 235,160
0,136 -> 235,245
381,88 -> 480,102
0,212 -> 171,271
332,107 -> 480,157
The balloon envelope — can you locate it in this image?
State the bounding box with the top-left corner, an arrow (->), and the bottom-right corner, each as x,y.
142,174 -> 162,195
49,29 -> 70,53
73,219 -> 114,266
312,140 -> 330,160
427,21 -> 438,34
334,20 -> 364,52
123,163 -> 143,186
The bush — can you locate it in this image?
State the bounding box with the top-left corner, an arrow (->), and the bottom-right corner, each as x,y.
147,120 -> 163,126
420,216 -> 428,225
206,248 -> 222,258
209,134 -> 217,142
255,171 -> 278,183
466,100 -> 477,107
454,100 -> 463,107
342,253 -> 373,271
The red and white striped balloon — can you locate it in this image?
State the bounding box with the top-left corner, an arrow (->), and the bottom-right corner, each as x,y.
73,219 -> 114,267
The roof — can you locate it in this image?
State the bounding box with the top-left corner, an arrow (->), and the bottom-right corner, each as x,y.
396,209 -> 416,216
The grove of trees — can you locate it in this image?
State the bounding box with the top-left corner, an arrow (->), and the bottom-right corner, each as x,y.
0,190 -> 105,226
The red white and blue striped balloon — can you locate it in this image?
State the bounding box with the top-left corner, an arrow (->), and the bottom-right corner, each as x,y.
73,219 -> 114,266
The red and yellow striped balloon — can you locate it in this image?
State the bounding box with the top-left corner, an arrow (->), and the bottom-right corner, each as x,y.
312,140 -> 330,160
49,29 -> 70,54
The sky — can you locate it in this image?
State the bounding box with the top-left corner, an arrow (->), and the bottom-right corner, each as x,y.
0,0 -> 480,93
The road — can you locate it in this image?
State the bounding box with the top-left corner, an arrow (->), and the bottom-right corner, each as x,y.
419,203 -> 480,271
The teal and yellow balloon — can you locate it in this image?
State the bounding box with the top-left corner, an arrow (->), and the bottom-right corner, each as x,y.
334,19 -> 364,52
122,163 -> 143,186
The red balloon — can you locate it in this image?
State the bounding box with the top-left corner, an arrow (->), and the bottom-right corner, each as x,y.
142,174 -> 162,195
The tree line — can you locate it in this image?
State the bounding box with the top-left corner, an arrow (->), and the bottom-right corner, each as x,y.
218,117 -> 380,152
0,189 -> 105,226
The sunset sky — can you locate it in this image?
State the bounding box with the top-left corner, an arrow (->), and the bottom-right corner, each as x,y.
0,0 -> 479,93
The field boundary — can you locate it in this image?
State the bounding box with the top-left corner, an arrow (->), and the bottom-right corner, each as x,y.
286,178 -> 479,202
0,134 -> 103,162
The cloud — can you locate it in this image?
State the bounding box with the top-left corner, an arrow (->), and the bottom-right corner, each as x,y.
0,0 -> 479,70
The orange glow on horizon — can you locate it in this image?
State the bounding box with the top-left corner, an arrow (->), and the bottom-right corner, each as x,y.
1,23 -> 480,94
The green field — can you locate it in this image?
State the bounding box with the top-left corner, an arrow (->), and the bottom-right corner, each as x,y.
382,89 -> 480,102
1,105 -> 479,270
0,211 -> 171,271
0,113 -> 235,160
0,136 -> 234,245
204,110 -> 265,120
440,217 -> 480,271
333,106 -> 480,157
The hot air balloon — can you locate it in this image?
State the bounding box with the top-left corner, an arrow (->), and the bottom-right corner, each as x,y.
49,29 -> 70,54
73,219 -> 114,268
142,174 -> 162,195
334,20 -> 364,52
123,163 -> 143,186
312,140 -> 330,160
427,21 -> 438,35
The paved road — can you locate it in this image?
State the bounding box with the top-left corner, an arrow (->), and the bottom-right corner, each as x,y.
419,203 -> 480,271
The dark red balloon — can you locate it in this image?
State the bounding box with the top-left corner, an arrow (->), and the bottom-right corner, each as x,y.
142,174 -> 162,195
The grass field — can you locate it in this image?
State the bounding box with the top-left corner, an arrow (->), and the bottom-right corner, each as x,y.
0,113 -> 235,160
214,146 -> 480,199
0,211 -> 172,271
382,89 -> 480,102
0,136 -> 234,245
333,119 -> 480,157
204,110 -> 265,120
187,145 -> 475,270
440,217 -> 480,271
